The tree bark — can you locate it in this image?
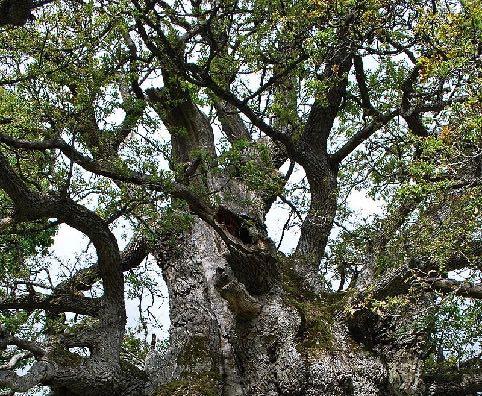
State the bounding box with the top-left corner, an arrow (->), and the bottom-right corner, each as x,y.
144,213 -> 429,396
2,3 -> 478,393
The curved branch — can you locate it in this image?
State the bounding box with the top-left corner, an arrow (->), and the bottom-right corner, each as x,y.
0,332 -> 45,359
300,48 -> 352,154
0,150 -> 124,313
0,133 -> 212,219
55,234 -> 150,295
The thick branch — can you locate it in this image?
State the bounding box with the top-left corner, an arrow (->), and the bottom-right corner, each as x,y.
0,330 -> 45,359
0,133 -> 214,220
55,235 -> 150,294
400,65 -> 429,137
0,292 -> 101,316
0,134 -> 266,260
0,0 -> 51,27
146,84 -> 215,164
300,53 -> 352,154
214,101 -> 251,143
198,71 -> 291,145
371,245 -> 482,299
353,55 -> 377,115
425,277 -> 482,299
0,151 -> 124,311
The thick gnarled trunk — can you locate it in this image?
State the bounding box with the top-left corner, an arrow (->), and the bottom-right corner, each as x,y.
145,216 -> 426,396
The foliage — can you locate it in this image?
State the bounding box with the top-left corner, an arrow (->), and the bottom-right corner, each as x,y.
0,0 -> 480,394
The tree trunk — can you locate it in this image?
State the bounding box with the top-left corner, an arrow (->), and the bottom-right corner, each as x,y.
140,69 -> 427,395
143,212 -> 426,396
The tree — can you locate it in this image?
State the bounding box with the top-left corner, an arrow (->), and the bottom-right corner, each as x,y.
0,0 -> 481,395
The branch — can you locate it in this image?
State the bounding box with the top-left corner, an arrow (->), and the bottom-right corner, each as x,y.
0,0 -> 53,27
0,133 -> 262,258
0,292 -> 101,317
424,277 -> 482,299
0,361 -> 53,392
0,329 -> 45,359
0,133 -> 213,220
110,31 -> 146,152
299,49 -> 352,154
371,245 -> 482,299
0,150 -> 124,310
213,101 -> 251,142
331,109 -> 399,164
400,65 -> 428,137
54,234 -> 150,295
353,55 -> 378,116
192,69 -> 292,146
120,235 -> 150,271
241,52 -> 308,102
0,352 -> 31,370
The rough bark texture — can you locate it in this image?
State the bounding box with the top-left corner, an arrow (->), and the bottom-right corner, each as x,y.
1,2 -> 480,395
139,113 -> 426,395
143,216 -> 429,396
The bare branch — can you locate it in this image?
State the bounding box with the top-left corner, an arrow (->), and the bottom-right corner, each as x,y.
353,55 -> 378,116
0,292 -> 101,317
0,329 -> 45,359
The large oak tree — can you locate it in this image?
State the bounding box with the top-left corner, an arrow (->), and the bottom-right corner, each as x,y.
0,0 -> 481,395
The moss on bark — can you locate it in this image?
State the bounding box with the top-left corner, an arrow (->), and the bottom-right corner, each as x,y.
156,372 -> 220,396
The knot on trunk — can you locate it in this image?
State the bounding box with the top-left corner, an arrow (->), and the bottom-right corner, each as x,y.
215,206 -> 260,245
214,206 -> 280,294
214,268 -> 261,318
